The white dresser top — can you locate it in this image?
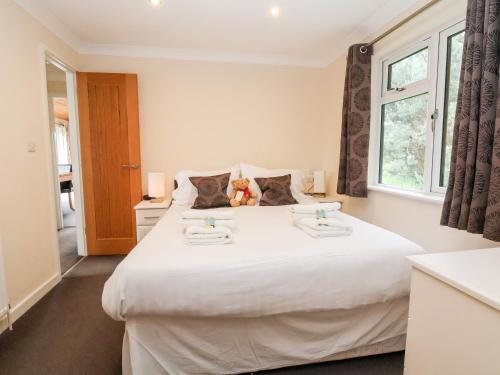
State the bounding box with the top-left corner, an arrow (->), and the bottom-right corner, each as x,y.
408,248 -> 500,311
135,198 -> 172,210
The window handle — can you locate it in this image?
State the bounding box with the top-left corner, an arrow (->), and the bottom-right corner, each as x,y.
395,87 -> 406,92
431,109 -> 439,132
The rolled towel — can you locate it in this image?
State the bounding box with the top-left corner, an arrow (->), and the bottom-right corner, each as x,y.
181,218 -> 236,229
182,209 -> 234,220
288,202 -> 341,214
294,217 -> 352,238
185,225 -> 233,245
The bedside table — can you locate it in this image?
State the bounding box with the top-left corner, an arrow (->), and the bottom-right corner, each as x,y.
134,199 -> 171,243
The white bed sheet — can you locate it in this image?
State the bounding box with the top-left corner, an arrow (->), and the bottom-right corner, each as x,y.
102,205 -> 424,320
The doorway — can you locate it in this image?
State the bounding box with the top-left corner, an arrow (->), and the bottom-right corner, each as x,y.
44,55 -> 86,274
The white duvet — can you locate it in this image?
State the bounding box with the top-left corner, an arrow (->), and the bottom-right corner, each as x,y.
102,205 -> 424,321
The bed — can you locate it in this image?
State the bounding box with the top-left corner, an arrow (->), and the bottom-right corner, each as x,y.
102,204 -> 424,374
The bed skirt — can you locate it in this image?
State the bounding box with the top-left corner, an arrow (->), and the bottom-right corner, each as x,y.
122,297 -> 409,374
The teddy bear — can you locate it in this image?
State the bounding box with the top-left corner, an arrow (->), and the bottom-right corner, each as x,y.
229,178 -> 257,207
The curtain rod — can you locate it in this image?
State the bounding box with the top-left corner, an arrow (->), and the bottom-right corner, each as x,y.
360,0 -> 442,53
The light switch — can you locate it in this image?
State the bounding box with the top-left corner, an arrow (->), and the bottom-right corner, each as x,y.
27,142 -> 36,152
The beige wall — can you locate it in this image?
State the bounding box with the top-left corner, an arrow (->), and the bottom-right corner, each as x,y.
47,80 -> 67,97
78,56 -> 329,195
0,0 -> 79,330
1,0 -> 497,334
1,0 -> 331,332
325,0 -> 497,252
80,39 -> 499,254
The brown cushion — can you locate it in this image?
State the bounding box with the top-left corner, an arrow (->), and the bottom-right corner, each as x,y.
254,174 -> 298,206
189,173 -> 231,209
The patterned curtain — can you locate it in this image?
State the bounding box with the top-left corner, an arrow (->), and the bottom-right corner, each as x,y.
441,0 -> 500,241
337,44 -> 373,197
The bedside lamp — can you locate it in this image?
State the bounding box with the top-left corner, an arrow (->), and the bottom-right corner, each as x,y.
148,172 -> 165,203
313,170 -> 326,197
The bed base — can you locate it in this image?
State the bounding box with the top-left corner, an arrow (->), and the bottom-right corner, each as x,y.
122,297 -> 409,374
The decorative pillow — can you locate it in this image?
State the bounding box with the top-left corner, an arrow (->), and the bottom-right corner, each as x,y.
240,163 -> 314,204
189,173 -> 231,209
172,165 -> 240,206
254,175 -> 298,206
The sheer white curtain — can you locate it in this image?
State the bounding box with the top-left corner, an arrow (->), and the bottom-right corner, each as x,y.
54,122 -> 70,165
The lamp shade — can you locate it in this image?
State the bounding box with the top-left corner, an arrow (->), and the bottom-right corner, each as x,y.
148,172 -> 165,198
313,170 -> 325,194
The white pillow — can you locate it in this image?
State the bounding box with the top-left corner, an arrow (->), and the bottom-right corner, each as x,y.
240,163 -> 314,204
172,166 -> 240,206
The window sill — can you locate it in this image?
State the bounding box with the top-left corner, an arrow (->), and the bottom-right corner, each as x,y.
368,185 -> 444,204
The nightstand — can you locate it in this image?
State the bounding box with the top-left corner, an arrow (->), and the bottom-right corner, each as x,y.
134,199 -> 171,243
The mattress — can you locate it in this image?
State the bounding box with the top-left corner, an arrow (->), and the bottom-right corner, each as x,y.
102,205 -> 424,320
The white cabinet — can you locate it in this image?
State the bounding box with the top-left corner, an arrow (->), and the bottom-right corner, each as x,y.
134,199 -> 171,243
405,248 -> 500,375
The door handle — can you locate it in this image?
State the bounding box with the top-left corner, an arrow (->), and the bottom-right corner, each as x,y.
121,164 -> 141,169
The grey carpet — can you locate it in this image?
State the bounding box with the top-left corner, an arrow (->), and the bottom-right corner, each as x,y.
64,256 -> 125,278
59,192 -> 81,274
61,192 -> 76,228
0,256 -> 405,375
0,256 -> 124,375
58,227 -> 81,274
255,352 -> 404,374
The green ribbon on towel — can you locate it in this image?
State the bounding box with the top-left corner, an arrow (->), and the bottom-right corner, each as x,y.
205,217 -> 216,227
315,209 -> 326,219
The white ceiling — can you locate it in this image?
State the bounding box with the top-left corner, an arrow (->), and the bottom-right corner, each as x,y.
15,0 -> 423,67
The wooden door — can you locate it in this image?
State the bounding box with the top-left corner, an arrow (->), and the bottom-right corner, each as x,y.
77,73 -> 141,255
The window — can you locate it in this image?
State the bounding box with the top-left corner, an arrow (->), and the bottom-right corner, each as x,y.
387,48 -> 429,90
380,94 -> 428,190
54,122 -> 70,165
438,30 -> 465,188
374,20 -> 465,195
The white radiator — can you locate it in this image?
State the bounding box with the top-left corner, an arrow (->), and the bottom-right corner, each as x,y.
0,238 -> 11,330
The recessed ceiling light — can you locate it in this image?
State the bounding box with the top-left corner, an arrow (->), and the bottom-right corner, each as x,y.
270,6 -> 281,17
149,0 -> 164,7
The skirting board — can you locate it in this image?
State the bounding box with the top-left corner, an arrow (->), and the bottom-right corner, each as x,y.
0,273 -> 61,334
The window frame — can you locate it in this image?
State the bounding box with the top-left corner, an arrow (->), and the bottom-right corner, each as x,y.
431,20 -> 466,193
382,40 -> 431,99
370,19 -> 466,198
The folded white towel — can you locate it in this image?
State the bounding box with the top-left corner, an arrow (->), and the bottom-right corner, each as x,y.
291,211 -> 337,221
295,217 -> 352,231
295,223 -> 352,238
185,225 -> 233,245
288,202 -> 341,214
182,209 -> 234,220
294,217 -> 352,238
181,218 -> 236,229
